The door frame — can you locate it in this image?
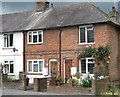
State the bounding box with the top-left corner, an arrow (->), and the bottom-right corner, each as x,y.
64,58 -> 72,83
49,59 -> 58,77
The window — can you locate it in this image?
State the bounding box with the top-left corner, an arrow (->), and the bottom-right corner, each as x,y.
79,25 -> 94,44
27,60 -> 44,73
4,34 -> 13,47
4,61 -> 14,74
80,58 -> 94,74
28,30 -> 43,44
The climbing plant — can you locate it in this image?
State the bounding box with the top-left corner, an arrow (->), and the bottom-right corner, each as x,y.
78,45 -> 111,66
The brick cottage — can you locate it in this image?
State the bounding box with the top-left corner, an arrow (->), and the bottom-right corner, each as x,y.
0,1 -> 120,83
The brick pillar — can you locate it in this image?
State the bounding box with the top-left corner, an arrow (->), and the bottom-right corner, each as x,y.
34,78 -> 40,92
21,74 -> 27,91
40,78 -> 47,92
2,74 -> 7,82
34,78 -> 47,92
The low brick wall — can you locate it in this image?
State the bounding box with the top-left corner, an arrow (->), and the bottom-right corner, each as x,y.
33,78 -> 47,92
92,78 -> 109,93
3,80 -> 22,89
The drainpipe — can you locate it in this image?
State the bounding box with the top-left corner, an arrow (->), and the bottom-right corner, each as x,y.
23,32 -> 25,73
118,29 -> 120,81
59,30 -> 62,76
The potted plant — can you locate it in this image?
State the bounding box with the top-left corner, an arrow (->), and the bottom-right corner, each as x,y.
55,75 -> 63,86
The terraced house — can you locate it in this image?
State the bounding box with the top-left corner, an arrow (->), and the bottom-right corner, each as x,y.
0,1 -> 120,83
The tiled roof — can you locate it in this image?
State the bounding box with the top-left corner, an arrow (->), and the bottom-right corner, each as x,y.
1,3 -> 118,33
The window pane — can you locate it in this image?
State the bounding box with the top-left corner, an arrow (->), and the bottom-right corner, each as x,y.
7,35 -> 9,47
33,64 -> 38,72
33,35 -> 37,43
34,61 -> 37,63
10,34 -> 13,46
4,61 -> 8,63
87,30 -> 94,43
33,31 -> 37,34
29,32 -> 32,43
38,33 -> 42,42
81,59 -> 86,73
80,28 -> 85,43
10,64 -> 14,73
10,61 -> 13,64
39,61 -> 43,72
88,63 -> 94,74
28,61 -> 32,72
87,26 -> 93,29
5,64 -> 9,73
4,35 -> 7,47
88,59 -> 93,62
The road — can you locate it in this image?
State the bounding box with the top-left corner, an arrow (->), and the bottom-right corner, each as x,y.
2,87 -> 94,96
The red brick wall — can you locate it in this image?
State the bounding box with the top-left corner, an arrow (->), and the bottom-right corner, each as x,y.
107,24 -> 119,81
94,23 -> 119,81
24,23 -> 119,81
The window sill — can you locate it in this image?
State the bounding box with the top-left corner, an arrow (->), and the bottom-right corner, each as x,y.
78,43 -> 95,45
27,72 -> 43,74
2,47 -> 14,50
7,74 -> 15,76
27,42 -> 43,45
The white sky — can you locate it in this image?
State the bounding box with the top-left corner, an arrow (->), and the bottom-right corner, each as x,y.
0,0 -> 120,14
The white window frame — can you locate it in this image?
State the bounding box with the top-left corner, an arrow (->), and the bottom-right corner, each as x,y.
27,59 -> 44,73
4,60 -> 14,75
79,25 -> 94,45
3,33 -> 13,48
27,30 -> 43,44
79,58 -> 94,76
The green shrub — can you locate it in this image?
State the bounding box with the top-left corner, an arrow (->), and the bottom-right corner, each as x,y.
73,71 -> 82,79
72,79 -> 79,86
81,76 -> 92,87
7,76 -> 18,82
108,83 -> 114,94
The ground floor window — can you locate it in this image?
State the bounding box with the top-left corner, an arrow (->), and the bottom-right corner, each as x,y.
4,60 -> 14,74
80,58 -> 94,74
27,59 -> 44,73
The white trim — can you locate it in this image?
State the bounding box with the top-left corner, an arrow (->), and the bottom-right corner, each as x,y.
3,33 -> 14,48
49,59 -> 57,62
79,25 -> 94,45
63,59 -> 65,83
27,59 -> 44,74
79,58 -> 94,76
63,59 -> 72,83
27,30 -> 43,44
3,60 -> 14,75
49,59 -> 58,77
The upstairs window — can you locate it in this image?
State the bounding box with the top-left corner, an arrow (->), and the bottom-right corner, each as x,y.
79,25 -> 94,44
4,34 -> 13,47
28,30 -> 43,44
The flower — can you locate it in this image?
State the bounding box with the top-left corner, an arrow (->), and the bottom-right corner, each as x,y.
108,56 -> 110,59
107,61 -> 109,64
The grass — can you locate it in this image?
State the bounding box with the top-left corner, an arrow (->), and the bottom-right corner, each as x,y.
101,86 -> 120,96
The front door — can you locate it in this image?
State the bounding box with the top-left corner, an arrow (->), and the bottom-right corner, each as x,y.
50,61 -> 58,77
65,59 -> 72,82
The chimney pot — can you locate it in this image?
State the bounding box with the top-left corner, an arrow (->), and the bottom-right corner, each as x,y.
112,6 -> 116,12
36,0 -> 49,12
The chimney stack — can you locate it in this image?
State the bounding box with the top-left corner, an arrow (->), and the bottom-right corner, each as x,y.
108,6 -> 119,23
36,0 -> 49,12
112,6 -> 116,12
